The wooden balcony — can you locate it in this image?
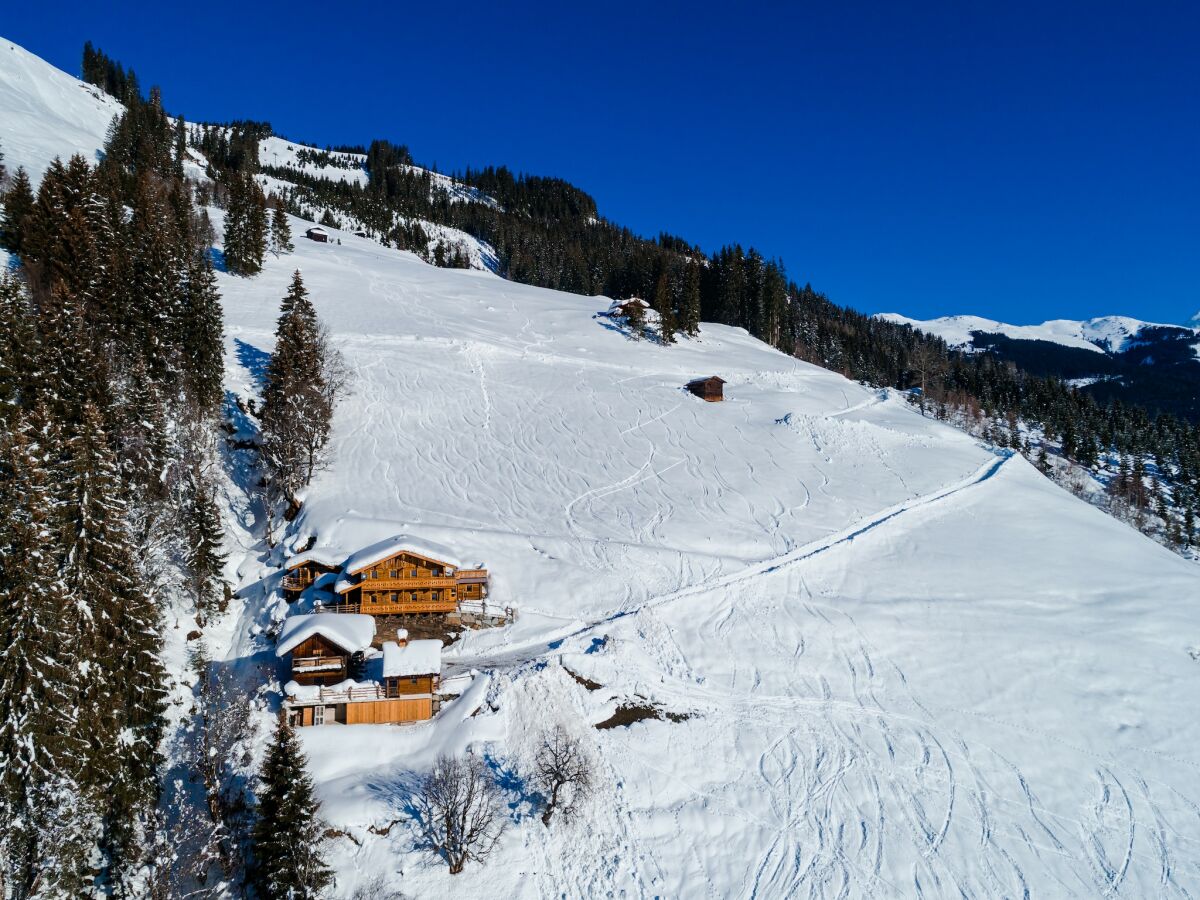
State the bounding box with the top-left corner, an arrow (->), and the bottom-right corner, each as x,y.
327,599 -> 457,616
350,575 -> 458,591
286,683 -> 390,704
456,569 -> 489,583
282,575 -> 309,592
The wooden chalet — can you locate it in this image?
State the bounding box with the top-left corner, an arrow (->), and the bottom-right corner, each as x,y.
281,553 -> 341,603
609,297 -> 649,319
686,376 -> 726,402
329,537 -> 489,617
277,613 -> 443,727
305,226 -> 329,243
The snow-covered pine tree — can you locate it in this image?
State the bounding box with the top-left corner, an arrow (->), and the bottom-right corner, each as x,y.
653,269 -> 676,344
179,254 -> 225,420
249,715 -> 333,900
681,261 -> 701,337
51,400 -> 166,890
0,415 -> 97,898
260,270 -> 343,509
0,166 -> 34,255
184,469 -> 228,617
271,198 -> 294,256
224,172 -> 268,276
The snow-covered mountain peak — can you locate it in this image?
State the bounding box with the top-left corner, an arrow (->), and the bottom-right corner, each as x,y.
878,310 -> 1198,354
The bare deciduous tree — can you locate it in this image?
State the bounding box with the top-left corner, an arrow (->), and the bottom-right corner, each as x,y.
413,753 -> 507,875
909,342 -> 946,415
531,725 -> 594,826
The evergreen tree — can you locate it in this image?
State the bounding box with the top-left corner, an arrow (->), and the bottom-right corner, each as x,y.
270,199 -> 294,256
184,470 -> 228,617
0,417 -> 96,897
680,262 -> 701,337
260,270 -> 342,506
250,716 -> 333,900
224,173 -> 268,276
653,269 -> 676,345
0,166 -> 35,255
179,255 -> 226,419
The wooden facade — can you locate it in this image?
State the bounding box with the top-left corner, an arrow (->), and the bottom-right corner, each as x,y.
285,670 -> 440,728
282,558 -> 340,601
686,376 -> 726,402
288,633 -> 358,686
306,226 -> 329,243
336,550 -> 488,617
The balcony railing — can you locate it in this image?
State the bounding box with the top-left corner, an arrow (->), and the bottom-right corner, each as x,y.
282,575 -> 309,592
353,575 -> 458,590
322,599 -> 457,615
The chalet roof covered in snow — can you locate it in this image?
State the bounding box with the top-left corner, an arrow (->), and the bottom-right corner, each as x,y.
342,534 -> 476,575
275,613 -> 376,657
285,549 -> 345,571
381,639 -> 442,678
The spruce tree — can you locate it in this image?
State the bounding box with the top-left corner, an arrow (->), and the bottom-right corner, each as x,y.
250,716 -> 333,900
0,166 -> 35,255
184,470 -> 228,617
271,200 -> 294,256
179,254 -> 226,419
653,270 -> 676,344
681,262 -> 701,337
0,416 -> 96,897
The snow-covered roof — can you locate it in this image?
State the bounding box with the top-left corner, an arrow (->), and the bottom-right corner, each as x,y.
275,613 -> 376,657
342,534 -> 474,576
285,549 -> 344,571
688,375 -> 726,385
382,639 -> 441,678
306,225 -> 328,234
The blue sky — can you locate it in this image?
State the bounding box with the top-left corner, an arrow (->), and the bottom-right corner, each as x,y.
5,1 -> 1198,323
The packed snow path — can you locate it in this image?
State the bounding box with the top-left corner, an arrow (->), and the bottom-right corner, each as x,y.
216,226 -> 1200,899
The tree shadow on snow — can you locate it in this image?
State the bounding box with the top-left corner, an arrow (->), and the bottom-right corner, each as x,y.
234,339 -> 271,393
208,246 -> 228,273
484,751 -> 541,823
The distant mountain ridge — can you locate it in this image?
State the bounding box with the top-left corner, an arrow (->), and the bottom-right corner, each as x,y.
878,312 -> 1200,420
876,312 -> 1199,355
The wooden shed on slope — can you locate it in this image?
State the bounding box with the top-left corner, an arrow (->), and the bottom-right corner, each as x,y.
305,226 -> 329,243
686,376 -> 726,402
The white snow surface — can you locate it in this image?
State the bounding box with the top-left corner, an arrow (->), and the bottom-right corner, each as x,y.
275,613 -> 376,656
382,639 -> 442,678
4,35 -> 1200,899
0,38 -> 122,184
878,311 -> 1198,354
214,230 -> 1200,898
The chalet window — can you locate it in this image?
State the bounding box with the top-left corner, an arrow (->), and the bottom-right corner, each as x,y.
313,706 -> 325,726
369,570 -> 378,579
390,569 -> 399,578
411,569 -> 418,577
432,591 -> 439,601
390,592 -> 398,602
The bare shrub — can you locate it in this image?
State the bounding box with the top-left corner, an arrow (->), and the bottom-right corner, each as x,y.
413,753 -> 507,874
531,725 -> 594,826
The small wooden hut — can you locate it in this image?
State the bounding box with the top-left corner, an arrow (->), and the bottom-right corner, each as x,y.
686,376 -> 726,402
305,226 -> 329,243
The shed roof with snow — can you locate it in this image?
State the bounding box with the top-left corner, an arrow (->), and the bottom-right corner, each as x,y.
381,639 -> 442,678
275,613 -> 376,657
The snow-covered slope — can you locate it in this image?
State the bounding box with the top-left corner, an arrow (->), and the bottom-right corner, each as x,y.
216,219 -> 1200,897
879,311 -> 1198,355
0,38 -> 121,183
5,36 -> 1199,898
